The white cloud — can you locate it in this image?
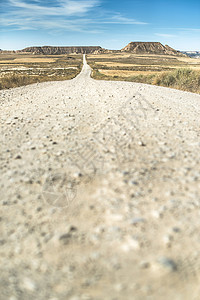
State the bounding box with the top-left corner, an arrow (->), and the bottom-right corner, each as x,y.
8,0 -> 100,16
1,0 -> 148,33
104,13 -> 148,25
159,28 -> 200,33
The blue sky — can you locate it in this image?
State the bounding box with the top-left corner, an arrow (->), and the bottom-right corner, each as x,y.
0,0 -> 200,50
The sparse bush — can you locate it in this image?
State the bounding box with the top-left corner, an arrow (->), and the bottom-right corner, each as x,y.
0,68 -> 80,90
92,67 -> 200,94
153,68 -> 200,93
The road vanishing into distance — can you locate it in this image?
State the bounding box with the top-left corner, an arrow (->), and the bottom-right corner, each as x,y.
0,55 -> 200,299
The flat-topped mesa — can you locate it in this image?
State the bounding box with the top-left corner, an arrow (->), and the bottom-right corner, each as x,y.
18,46 -> 103,55
0,42 -> 187,56
121,42 -> 185,56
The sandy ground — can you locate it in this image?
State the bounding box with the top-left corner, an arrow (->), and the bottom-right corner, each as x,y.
0,55 -> 200,300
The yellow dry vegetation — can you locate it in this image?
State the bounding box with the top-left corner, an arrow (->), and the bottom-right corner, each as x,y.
14,57 -> 56,63
0,58 -> 56,63
99,69 -> 160,77
95,61 -> 188,69
95,61 -> 139,67
87,53 -> 131,59
177,57 -> 200,63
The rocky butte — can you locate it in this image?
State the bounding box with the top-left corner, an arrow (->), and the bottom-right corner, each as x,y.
17,46 -> 103,55
0,42 -> 187,56
120,42 -> 185,56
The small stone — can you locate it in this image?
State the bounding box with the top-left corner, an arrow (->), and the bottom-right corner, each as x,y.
66,225 -> 77,232
22,277 -> 36,291
59,233 -> 71,241
140,261 -> 150,269
157,257 -> 177,272
56,151 -> 62,156
130,217 -> 145,225
0,239 -> 6,245
151,210 -> 163,219
163,235 -> 173,247
172,227 -> 181,233
15,155 -> 22,159
121,237 -> 140,252
138,141 -> 146,146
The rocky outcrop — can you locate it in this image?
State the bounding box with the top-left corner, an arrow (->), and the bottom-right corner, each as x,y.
18,46 -> 102,55
181,51 -> 200,58
0,43 -> 187,56
121,42 -> 185,56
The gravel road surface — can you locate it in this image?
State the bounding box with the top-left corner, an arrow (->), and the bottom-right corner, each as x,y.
0,55 -> 200,300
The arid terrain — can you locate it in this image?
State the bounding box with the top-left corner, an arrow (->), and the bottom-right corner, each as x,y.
0,55 -> 200,299
87,52 -> 200,94
1,42 -> 200,93
0,53 -> 83,89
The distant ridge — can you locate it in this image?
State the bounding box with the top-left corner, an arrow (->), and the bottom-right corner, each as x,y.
18,46 -> 103,55
181,51 -> 200,58
0,42 -> 187,56
121,42 -> 185,56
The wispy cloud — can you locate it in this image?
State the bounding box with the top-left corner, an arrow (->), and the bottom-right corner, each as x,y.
158,28 -> 200,33
8,0 -> 100,16
103,13 -> 148,25
1,0 -> 148,32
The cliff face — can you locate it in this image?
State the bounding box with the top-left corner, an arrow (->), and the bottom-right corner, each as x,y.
18,46 -> 102,55
0,43 -> 187,56
121,42 -> 185,56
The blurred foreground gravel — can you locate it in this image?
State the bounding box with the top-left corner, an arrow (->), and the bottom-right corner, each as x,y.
0,55 -> 200,300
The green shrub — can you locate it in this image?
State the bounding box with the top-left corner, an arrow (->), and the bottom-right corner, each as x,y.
0,69 -> 80,90
91,67 -> 200,94
154,68 -> 200,93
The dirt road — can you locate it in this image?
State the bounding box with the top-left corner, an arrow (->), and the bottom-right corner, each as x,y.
0,55 -> 200,299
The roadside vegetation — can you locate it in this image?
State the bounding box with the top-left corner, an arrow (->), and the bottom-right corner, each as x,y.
0,69 -> 80,90
0,54 -> 82,90
88,54 -> 200,94
91,68 -> 200,94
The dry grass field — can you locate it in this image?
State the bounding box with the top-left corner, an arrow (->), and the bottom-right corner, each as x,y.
1,52 -> 200,93
0,53 -> 82,89
87,53 -> 200,94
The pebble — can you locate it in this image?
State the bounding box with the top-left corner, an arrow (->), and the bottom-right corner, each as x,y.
151,210 -> 163,219
138,141 -> 146,146
121,236 -> 140,252
157,257 -> 177,272
163,234 -> 173,247
130,217 -> 146,225
140,261 -> 150,269
59,226 -> 77,244
21,277 -> 36,291
172,227 -> 181,233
